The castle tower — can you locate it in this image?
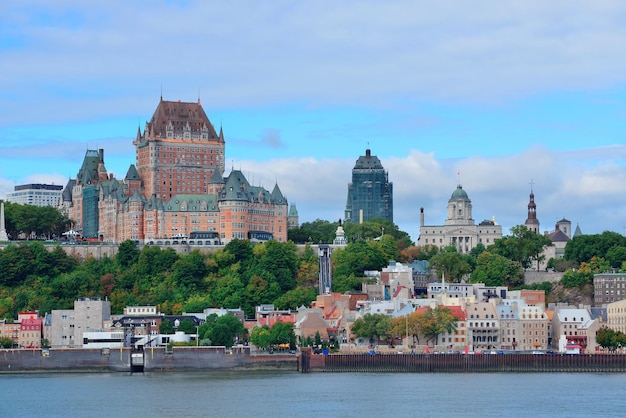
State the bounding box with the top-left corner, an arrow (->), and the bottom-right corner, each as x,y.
133,98 -> 225,201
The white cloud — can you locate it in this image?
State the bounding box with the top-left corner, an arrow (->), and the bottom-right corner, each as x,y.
234,145 -> 626,242
2,1 -> 626,125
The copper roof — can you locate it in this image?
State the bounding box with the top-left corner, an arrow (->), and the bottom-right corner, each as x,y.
146,99 -> 218,139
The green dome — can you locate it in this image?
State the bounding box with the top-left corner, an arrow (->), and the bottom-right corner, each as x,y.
450,185 -> 469,200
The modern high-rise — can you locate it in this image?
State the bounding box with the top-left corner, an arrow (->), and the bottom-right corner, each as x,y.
344,149 -> 393,223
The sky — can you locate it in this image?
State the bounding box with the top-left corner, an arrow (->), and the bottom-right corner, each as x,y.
1,1 -> 626,243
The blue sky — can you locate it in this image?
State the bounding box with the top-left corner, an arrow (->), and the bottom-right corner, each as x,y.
1,1 -> 626,242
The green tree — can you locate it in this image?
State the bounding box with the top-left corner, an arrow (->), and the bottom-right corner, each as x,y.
288,219 -> 338,243
350,313 -> 392,344
491,225 -> 553,270
606,246 -> 626,269
177,318 -> 198,334
250,325 -> 272,350
273,286 -> 316,310
159,319 -> 175,334
208,314 -> 246,347
471,251 -> 524,287
117,240 -> 140,269
596,326 -> 626,351
565,231 -> 626,264
429,246 -> 472,282
270,321 -> 296,348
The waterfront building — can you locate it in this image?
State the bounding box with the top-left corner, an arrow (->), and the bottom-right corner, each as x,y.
465,301 -> 501,352
61,97 -> 289,244
552,306 -> 600,353
48,298 -> 111,349
418,184 -> 502,254
344,149 -> 393,223
500,299 -> 548,351
6,183 -> 63,207
18,311 -> 42,349
0,319 -> 20,347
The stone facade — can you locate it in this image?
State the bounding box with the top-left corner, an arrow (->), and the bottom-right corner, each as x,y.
61,98 -> 288,244
418,184 -> 502,254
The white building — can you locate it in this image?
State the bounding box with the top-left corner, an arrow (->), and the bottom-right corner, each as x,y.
418,184 -> 502,254
6,183 -> 63,207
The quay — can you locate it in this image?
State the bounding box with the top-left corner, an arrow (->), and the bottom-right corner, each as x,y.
305,351 -> 626,373
4,347 -> 626,373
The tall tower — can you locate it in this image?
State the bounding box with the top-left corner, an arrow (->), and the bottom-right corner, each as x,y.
525,185 -> 540,233
133,97 -> 225,201
344,149 -> 393,223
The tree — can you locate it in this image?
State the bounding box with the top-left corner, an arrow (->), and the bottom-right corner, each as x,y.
429,246 -> 472,282
596,326 -> 626,351
606,246 -> 626,269
491,225 -> 552,270
273,286 -> 316,310
159,319 -> 175,334
390,312 -> 423,346
471,251 -> 524,287
565,231 -> 626,264
288,219 -> 338,243
416,307 -> 458,347
117,240 -> 140,269
350,313 -> 392,345
177,318 -> 197,334
208,314 -> 247,347
250,325 -> 272,350
270,321 -> 296,349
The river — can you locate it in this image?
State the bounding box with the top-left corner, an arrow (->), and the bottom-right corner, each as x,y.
3,371 -> 626,417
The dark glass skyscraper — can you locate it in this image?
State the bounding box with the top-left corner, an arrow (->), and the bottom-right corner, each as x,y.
344,149 -> 393,223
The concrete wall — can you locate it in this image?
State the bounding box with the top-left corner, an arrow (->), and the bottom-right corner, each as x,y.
0,347 -> 298,373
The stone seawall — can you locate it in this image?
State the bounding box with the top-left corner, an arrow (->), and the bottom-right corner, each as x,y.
0,347 -> 299,373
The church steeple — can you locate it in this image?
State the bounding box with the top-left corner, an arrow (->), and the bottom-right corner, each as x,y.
525,181 -> 540,233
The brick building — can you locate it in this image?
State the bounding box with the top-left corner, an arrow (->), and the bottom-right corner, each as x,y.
61,97 -> 288,244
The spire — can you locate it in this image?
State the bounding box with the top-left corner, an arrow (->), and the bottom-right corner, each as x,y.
525,180 -> 540,233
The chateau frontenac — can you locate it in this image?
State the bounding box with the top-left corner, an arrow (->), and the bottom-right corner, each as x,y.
61,97 -> 291,244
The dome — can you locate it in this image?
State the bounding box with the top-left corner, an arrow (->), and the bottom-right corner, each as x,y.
450,185 -> 469,200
